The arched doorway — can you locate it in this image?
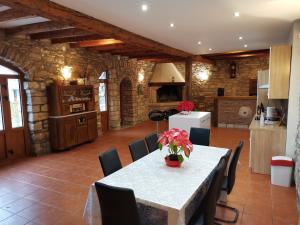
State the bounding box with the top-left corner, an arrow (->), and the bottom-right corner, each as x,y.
120,78 -> 134,127
0,63 -> 28,160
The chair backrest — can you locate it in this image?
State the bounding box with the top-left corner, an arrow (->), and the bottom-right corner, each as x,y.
95,182 -> 140,225
99,148 -> 122,177
227,140 -> 244,194
145,133 -> 158,153
203,157 -> 227,225
189,127 -> 210,146
129,139 -> 148,161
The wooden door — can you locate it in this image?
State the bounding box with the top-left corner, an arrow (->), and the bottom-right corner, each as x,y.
99,73 -> 109,133
0,76 -> 26,160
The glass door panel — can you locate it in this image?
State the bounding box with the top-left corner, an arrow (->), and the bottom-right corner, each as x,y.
99,83 -> 107,112
7,79 -> 23,128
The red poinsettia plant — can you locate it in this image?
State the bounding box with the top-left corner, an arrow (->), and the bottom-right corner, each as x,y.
158,128 -> 193,165
177,101 -> 195,112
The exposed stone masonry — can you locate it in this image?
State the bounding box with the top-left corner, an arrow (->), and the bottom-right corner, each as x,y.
0,38 -> 153,155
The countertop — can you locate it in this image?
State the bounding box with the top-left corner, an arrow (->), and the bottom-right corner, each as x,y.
215,96 -> 257,100
249,116 -> 286,131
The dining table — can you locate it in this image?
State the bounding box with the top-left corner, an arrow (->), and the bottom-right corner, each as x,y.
83,144 -> 229,225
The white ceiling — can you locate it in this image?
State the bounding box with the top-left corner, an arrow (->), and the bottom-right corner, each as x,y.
50,0 -> 300,54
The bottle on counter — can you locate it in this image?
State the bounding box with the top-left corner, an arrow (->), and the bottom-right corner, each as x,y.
260,112 -> 265,127
257,105 -> 261,115
260,102 -> 265,113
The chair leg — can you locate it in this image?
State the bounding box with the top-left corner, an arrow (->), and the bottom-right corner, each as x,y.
156,121 -> 159,134
215,203 -> 239,223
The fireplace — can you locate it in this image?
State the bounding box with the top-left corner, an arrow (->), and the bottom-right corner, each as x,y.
157,85 -> 183,103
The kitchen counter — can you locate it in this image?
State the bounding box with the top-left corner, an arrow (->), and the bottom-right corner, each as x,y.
249,116 -> 287,175
249,117 -> 286,131
215,96 -> 257,100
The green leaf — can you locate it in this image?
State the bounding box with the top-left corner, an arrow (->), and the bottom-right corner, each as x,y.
178,155 -> 184,163
158,143 -> 163,150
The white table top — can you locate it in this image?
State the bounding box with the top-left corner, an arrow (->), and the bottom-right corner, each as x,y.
170,111 -> 210,120
84,145 -> 229,225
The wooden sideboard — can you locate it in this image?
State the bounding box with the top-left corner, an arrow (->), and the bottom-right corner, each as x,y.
47,84 -> 98,150
249,117 -> 286,174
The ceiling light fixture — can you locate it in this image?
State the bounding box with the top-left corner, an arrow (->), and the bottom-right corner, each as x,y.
244,44 -> 248,48
234,12 -> 240,17
198,41 -> 202,45
141,4 -> 148,11
170,23 -> 175,28
239,36 -> 243,40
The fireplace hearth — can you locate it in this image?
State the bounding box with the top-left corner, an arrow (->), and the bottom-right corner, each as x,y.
157,85 -> 183,103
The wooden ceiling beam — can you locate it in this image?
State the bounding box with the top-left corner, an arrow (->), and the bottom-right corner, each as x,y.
0,0 -> 192,58
0,8 -> 35,22
5,21 -> 71,36
202,49 -> 269,60
90,44 -> 138,52
70,39 -> 123,48
51,34 -> 104,44
30,28 -> 92,40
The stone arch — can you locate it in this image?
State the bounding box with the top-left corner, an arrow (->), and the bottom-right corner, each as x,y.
0,57 -> 34,155
120,77 -> 136,127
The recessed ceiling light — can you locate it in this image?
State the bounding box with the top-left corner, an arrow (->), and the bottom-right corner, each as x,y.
197,41 -> 202,45
234,12 -> 240,17
239,36 -> 243,40
209,48 -> 212,51
170,23 -> 175,28
141,4 -> 148,11
244,44 -> 248,48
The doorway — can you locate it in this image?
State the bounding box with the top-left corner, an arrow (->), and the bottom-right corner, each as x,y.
0,64 -> 27,160
120,78 -> 134,127
99,71 -> 109,133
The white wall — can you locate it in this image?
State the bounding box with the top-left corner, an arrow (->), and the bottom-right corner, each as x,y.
286,19 -> 300,157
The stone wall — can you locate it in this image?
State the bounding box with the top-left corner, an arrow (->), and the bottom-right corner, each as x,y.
174,56 -> 269,113
0,37 -> 153,155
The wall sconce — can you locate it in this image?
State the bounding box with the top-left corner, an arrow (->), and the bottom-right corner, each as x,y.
229,62 -> 237,78
61,66 -> 72,80
138,68 -> 145,82
197,70 -> 209,81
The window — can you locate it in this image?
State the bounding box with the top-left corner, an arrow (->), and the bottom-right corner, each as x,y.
8,79 -> 23,128
99,71 -> 108,112
99,83 -> 107,112
0,65 -> 18,75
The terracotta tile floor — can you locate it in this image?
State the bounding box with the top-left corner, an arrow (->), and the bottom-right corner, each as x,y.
0,120 -> 298,225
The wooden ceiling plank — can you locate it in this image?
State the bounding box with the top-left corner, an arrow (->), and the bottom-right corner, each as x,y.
30,28 -> 92,40
0,8 -> 35,22
5,21 -> 70,36
51,34 -> 104,44
0,0 -> 192,58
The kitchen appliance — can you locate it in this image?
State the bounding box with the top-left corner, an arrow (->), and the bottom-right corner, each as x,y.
266,107 -> 280,121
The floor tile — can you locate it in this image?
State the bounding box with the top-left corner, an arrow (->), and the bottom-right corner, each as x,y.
0,215 -> 29,225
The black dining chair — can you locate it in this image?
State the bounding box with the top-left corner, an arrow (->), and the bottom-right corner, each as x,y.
189,127 -> 210,146
129,139 -> 148,161
188,157 -> 227,225
94,182 -> 141,225
145,132 -> 158,153
215,140 -> 244,224
99,148 -> 122,177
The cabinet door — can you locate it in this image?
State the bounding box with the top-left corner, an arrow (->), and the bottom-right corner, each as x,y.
88,117 -> 98,140
64,117 -> 77,148
268,45 -> 291,99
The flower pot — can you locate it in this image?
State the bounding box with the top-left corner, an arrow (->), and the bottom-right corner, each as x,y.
180,111 -> 191,115
165,155 -> 181,168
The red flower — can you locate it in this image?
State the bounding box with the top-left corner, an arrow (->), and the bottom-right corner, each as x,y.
177,101 -> 195,112
158,128 -> 193,160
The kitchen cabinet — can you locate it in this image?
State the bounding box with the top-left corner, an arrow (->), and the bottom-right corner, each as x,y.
268,45 -> 291,99
249,117 -> 286,174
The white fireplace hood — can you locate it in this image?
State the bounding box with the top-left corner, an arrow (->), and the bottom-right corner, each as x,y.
149,63 -> 185,86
